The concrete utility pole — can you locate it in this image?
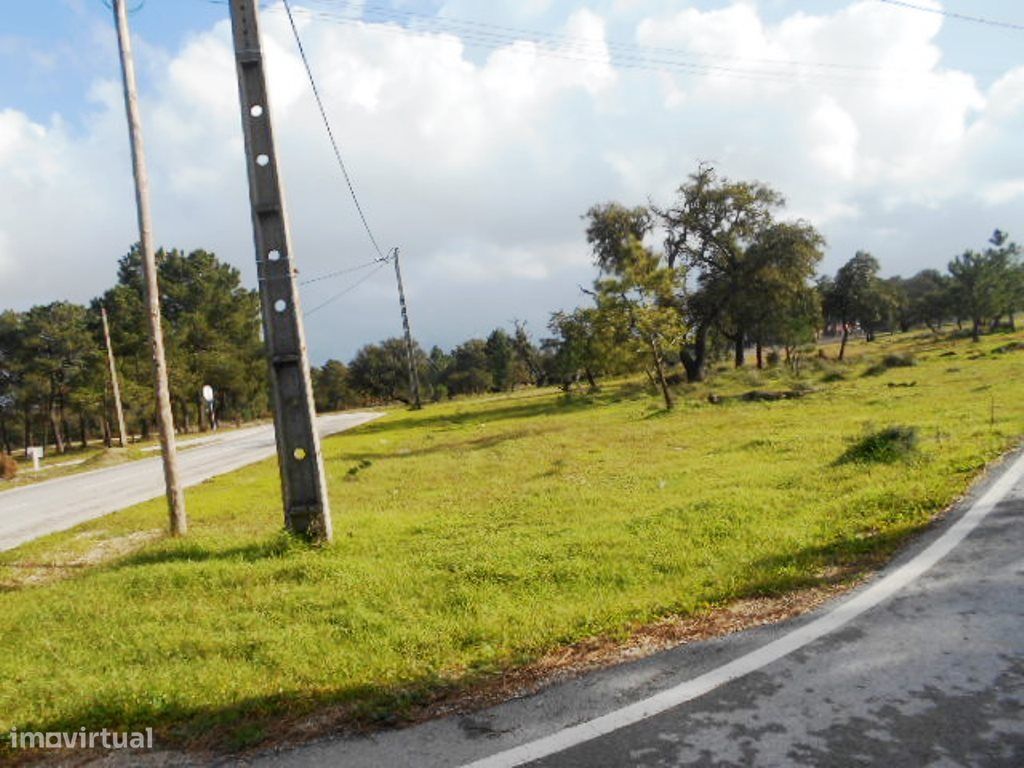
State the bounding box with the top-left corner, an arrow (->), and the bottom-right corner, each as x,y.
392,248 -> 422,409
112,0 -> 187,535
228,0 -> 332,541
100,306 -> 129,448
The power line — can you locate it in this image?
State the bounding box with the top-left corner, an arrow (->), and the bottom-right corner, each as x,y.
305,0 -> 899,74
877,1 -> 1024,31
210,0 -> 1012,90
298,258 -> 381,286
281,0 -> 389,261
304,259 -> 389,316
280,2 -> 981,90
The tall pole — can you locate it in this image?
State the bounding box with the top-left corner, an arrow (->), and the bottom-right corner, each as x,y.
228,0 -> 332,542
112,0 -> 187,535
392,248 -> 422,409
100,306 -> 129,449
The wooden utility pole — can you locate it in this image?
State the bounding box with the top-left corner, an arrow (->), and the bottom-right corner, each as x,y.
112,0 -> 187,535
228,0 -> 332,541
100,306 -> 129,448
392,248 -> 422,409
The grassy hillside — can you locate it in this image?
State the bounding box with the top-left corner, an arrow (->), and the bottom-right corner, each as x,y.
1,329 -> 1023,754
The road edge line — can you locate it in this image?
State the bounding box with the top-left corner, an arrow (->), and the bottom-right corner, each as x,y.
462,448 -> 1024,768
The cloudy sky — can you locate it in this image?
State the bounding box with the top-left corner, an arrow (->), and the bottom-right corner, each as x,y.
1,1 -> 1022,362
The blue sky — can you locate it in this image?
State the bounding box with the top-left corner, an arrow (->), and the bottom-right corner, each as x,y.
2,1 -> 1023,361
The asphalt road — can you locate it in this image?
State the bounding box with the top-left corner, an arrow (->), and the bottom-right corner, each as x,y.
0,412 -> 380,552
251,448 -> 1024,768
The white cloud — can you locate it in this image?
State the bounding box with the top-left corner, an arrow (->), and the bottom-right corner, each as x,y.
0,1 -> 1022,359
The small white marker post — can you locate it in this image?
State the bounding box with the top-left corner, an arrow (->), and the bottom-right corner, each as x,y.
202,385 -> 217,431
26,446 -> 43,472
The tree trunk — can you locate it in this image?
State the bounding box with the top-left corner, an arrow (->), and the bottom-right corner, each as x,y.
79,412 -> 88,448
48,397 -> 64,455
0,412 -> 9,454
972,318 -> 981,342
102,414 -> 112,449
734,335 -> 745,368
838,326 -> 849,361
649,337 -> 674,411
756,342 -> 764,370
680,323 -> 710,382
23,406 -> 31,453
584,367 -> 598,391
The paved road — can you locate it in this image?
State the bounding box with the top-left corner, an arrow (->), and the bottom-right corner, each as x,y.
0,412 -> 380,552
251,448 -> 1024,768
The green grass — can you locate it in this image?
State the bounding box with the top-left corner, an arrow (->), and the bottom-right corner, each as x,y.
1,329 -> 1023,754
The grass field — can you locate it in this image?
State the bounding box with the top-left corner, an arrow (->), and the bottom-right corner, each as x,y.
1,329 -> 1023,755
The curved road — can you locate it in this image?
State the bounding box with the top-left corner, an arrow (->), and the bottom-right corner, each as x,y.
253,449 -> 1024,768
0,412 -> 380,552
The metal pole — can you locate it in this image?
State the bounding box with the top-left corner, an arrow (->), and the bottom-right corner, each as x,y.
112,0 -> 187,535
393,248 -> 422,409
100,306 -> 129,448
228,0 -> 332,542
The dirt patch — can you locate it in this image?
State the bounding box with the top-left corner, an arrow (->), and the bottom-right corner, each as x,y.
0,530 -> 162,589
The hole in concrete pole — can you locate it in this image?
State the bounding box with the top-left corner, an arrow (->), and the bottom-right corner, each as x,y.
256,154 -> 270,166
250,104 -> 264,117
274,299 -> 287,313
268,250 -> 281,262
293,447 -> 307,461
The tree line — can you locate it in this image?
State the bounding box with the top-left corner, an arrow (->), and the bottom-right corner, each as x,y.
318,166 -> 1021,411
3,164 -> 1021,455
0,248 -> 265,455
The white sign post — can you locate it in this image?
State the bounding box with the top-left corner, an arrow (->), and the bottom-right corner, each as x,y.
202,385 -> 217,431
26,446 -> 43,472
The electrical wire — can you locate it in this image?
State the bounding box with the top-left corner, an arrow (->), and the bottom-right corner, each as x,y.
275,2 -> 972,90
208,0 -> 1011,90
281,0 -> 389,262
101,0 -> 146,12
298,258 -> 381,286
303,0 -> 899,74
304,260 -> 389,316
877,1 -> 1024,32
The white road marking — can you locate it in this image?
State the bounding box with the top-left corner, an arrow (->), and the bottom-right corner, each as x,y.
462,450 -> 1024,768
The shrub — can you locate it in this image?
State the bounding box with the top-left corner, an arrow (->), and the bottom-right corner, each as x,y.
863,353 -> 916,377
0,453 -> 17,481
837,425 -> 919,464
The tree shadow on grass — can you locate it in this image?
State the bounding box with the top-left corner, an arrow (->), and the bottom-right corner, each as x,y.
9,511 -> 953,760
353,391 -> 612,437
330,424 -> 562,464
108,532 -> 302,571
6,668 -> 471,758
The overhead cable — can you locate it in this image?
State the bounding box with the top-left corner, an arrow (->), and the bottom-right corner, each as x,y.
282,0 -> 389,262
877,0 -> 1024,32
304,260 -> 390,316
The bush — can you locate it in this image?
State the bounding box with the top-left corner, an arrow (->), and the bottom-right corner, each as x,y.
837,425 -> 919,464
0,453 -> 17,481
863,353 -> 916,377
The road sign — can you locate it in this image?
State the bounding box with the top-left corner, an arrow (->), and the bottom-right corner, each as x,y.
202,385 -> 214,403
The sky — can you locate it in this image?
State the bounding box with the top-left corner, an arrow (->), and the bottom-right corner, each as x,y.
1,0 -> 1022,363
